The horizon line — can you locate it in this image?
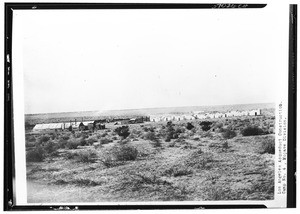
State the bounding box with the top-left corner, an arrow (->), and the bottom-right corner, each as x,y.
25,102 -> 275,116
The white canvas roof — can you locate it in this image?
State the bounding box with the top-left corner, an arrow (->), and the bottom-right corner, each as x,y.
33,121 -> 96,130
82,121 -> 94,126
33,123 -> 63,130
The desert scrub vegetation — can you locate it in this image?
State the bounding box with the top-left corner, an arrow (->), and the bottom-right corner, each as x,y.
214,122 -> 223,129
143,132 -> 161,147
200,131 -> 213,138
202,170 -> 274,200
60,133 -> 71,141
65,138 -> 81,149
43,140 -> 59,155
37,135 -> 51,144
186,122 -> 194,130
258,136 -> 275,154
117,138 -> 130,145
114,172 -> 190,201
74,131 -> 88,139
66,149 -> 98,163
163,122 -> 183,142
25,135 -> 36,148
163,164 -> 193,177
26,146 -> 45,162
200,121 -> 212,131
57,138 -> 68,148
27,139 -> 60,162
142,125 -> 156,132
99,137 -> 113,144
119,172 -> 171,190
241,126 -> 265,136
184,149 -> 215,170
26,112 -> 276,202
208,140 -> 230,152
221,129 -> 237,139
100,144 -> 138,167
114,126 -> 130,139
86,135 -> 98,145
143,131 -> 157,141
221,141 -> 229,149
112,144 -> 138,161
54,178 -> 102,187
26,135 -> 36,142
201,184 -> 253,200
131,128 -> 142,137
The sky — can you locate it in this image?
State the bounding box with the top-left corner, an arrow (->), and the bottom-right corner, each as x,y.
13,7 -> 287,114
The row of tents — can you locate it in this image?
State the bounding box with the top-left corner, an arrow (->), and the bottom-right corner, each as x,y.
151,109 -> 262,122
32,116 -> 150,132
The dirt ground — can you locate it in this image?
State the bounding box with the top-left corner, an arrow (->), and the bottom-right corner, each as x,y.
26,116 -> 275,203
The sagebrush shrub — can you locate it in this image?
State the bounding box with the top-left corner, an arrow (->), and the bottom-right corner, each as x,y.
100,137 -> 113,144
175,127 -> 184,135
93,142 -> 102,149
76,150 -> 98,162
112,145 -> 138,161
164,164 -> 193,177
164,122 -> 180,141
50,133 -> 57,140
26,146 -> 45,162
215,122 -> 223,129
37,135 -> 50,144
79,138 -> 87,146
25,141 -> 36,148
66,138 -> 81,149
61,134 -> 70,141
101,156 -> 116,168
201,131 -> 213,138
76,132 -> 88,139
167,121 -> 173,126
101,132 -> 108,137
222,141 -> 229,149
144,132 -> 159,142
200,121 -> 212,131
165,135 -> 172,142
66,152 -> 79,159
152,140 -> 162,148
118,138 -> 130,144
241,126 -> 265,136
143,127 -> 149,132
43,140 -> 59,154
131,129 -> 141,136
258,138 -> 275,154
168,141 -> 176,147
26,135 -> 36,142
184,150 -> 214,170
186,122 -> 194,130
58,139 -> 68,148
86,136 -> 98,145
114,126 -> 130,139
222,129 -> 237,139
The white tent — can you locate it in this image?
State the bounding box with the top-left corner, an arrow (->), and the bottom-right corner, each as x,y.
33,123 -> 63,130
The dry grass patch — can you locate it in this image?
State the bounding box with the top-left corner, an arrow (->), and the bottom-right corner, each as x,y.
183,149 -> 215,170
113,171 -> 190,201
162,164 -> 193,177
257,136 -> 275,154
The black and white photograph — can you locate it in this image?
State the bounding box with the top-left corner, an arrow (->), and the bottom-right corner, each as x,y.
6,0 -> 294,209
